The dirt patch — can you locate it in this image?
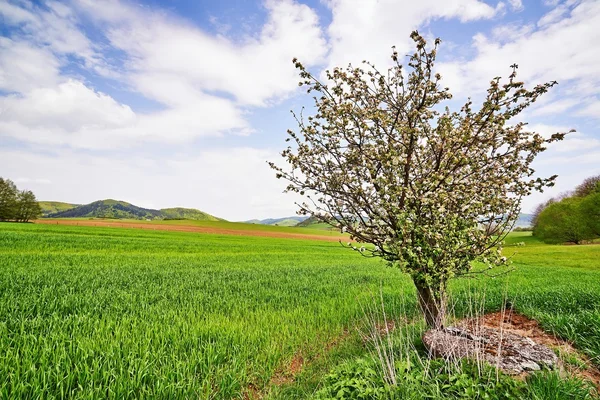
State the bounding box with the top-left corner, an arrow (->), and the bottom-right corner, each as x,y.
464,310 -> 600,389
269,353 -> 305,387
35,219 -> 346,242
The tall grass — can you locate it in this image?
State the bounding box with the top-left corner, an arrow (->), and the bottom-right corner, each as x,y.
0,223 -> 407,399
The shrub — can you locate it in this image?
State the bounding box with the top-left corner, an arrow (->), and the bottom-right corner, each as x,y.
533,198 -> 595,244
314,356 -> 525,400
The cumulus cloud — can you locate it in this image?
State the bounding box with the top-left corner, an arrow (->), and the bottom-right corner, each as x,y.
0,0 -> 328,148
0,79 -> 249,148
0,38 -> 60,92
508,0 -> 524,12
438,1 -> 600,102
0,0 -> 105,72
76,0 -> 328,107
324,0 -> 501,72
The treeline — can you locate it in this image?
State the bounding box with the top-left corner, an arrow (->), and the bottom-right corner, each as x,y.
0,178 -> 42,222
533,175 -> 600,244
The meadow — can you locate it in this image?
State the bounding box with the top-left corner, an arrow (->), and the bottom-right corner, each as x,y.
0,223 -> 599,399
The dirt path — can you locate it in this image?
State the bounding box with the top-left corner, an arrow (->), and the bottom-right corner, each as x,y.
35,219 -> 347,242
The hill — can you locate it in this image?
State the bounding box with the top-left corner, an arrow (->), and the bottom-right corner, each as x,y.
515,213 -> 533,228
159,207 -> 222,221
296,215 -> 320,227
38,201 -> 79,217
45,199 -> 222,221
298,214 -> 535,231
244,216 -> 308,226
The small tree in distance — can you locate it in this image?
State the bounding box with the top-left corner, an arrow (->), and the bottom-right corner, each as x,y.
16,190 -> 42,222
0,178 -> 43,222
0,178 -> 19,221
270,32 -> 568,329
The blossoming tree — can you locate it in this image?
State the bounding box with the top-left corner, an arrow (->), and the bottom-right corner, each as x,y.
270,32 -> 568,329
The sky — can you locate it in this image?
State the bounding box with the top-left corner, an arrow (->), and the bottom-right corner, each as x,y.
1,0 -> 599,221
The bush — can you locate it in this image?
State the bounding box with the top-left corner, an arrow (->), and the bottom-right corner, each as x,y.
579,193 -> 600,237
314,355 -> 597,400
533,197 -> 597,244
314,356 -> 525,400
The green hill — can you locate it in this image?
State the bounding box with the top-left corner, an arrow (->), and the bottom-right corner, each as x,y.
296,215 -> 320,227
244,216 -> 307,226
270,218 -> 301,227
46,200 -> 223,221
159,207 -> 222,221
38,201 -> 79,217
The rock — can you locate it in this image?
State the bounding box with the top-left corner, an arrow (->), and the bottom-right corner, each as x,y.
422,324 -> 558,375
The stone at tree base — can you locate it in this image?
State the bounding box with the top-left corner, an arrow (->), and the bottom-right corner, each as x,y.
422,324 -> 558,375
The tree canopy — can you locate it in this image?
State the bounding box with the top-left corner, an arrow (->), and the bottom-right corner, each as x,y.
0,178 -> 42,222
271,32 -> 567,328
533,175 -> 600,244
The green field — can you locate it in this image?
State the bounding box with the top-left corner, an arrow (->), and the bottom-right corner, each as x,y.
0,224 -> 599,398
41,217 -> 344,236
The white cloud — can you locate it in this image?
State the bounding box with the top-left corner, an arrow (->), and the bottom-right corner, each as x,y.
0,147 -> 300,220
324,0 -> 501,72
0,79 -> 249,148
538,3 -> 569,27
0,38 -> 60,92
13,177 -> 52,185
2,80 -> 135,131
576,101 -> 600,118
530,96 -> 580,116
0,0 -> 102,70
491,23 -> 535,43
438,1 -> 600,98
508,0 -> 524,12
524,124 -> 600,153
76,0 -> 328,107
0,0 -> 328,149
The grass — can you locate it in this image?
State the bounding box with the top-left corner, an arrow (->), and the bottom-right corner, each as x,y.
0,223 -> 599,398
38,201 -> 78,216
39,217 -> 344,236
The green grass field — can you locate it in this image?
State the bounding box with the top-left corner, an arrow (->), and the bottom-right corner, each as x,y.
0,223 -> 599,399
41,217 -> 343,236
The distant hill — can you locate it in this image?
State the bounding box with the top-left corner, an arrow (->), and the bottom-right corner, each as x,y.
298,214 -> 535,230
515,213 -> 533,228
160,207 -> 222,221
44,199 -> 223,221
38,201 -> 79,217
296,215 -> 320,227
244,216 -> 308,226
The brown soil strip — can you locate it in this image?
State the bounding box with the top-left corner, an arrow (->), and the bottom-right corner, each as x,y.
35,219 -> 346,242
466,310 -> 600,389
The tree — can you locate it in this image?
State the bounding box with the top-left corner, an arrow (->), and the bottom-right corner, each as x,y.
15,190 -> 42,222
580,193 -> 600,237
573,175 -> 600,198
270,32 -> 567,328
533,198 -> 595,244
532,175 -> 600,243
0,178 -> 18,221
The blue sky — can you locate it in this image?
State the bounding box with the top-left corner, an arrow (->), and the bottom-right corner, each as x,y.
1,0 -> 599,220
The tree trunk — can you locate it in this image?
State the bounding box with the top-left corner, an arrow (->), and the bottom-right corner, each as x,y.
414,280 -> 447,329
